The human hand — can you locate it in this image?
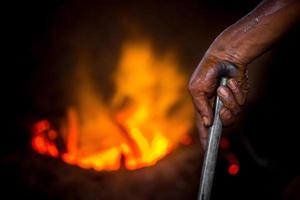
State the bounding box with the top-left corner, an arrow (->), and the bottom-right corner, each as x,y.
189,54 -> 249,148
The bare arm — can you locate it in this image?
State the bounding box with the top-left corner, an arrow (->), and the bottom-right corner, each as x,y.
189,0 -> 300,148
209,0 -> 300,65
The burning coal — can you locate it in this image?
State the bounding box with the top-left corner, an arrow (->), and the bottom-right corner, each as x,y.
31,40 -> 194,171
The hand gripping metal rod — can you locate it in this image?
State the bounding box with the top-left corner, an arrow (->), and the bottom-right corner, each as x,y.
198,77 -> 228,200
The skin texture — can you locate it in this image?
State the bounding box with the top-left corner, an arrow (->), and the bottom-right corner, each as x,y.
189,0 -> 300,148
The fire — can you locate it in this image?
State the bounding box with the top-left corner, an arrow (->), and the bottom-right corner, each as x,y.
31,40 -> 194,171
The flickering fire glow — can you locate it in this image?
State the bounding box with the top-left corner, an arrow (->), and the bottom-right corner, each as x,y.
31,40 -> 194,171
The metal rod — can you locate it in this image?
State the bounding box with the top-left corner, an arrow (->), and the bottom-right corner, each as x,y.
198,77 -> 228,200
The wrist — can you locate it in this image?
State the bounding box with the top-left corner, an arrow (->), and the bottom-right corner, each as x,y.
206,28 -> 250,67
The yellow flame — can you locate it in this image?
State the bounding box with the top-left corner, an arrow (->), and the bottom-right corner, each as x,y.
32,39 -> 194,171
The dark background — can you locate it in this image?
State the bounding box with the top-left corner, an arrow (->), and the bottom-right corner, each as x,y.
2,0 -> 300,199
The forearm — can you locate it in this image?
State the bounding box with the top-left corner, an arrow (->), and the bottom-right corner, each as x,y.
207,0 -> 300,65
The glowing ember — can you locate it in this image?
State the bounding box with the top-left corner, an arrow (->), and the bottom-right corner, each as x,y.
228,164 -> 239,176
31,40 -> 194,171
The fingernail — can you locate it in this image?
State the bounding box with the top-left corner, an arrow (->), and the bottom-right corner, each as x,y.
222,109 -> 232,120
228,79 -> 237,90
218,87 -> 228,97
202,116 -> 209,126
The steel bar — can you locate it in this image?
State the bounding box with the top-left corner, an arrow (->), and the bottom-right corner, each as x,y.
198,77 -> 228,200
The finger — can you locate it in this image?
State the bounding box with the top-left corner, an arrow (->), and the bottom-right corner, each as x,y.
227,79 -> 246,105
217,86 -> 241,116
196,112 -> 208,149
219,107 -> 235,126
193,94 -> 213,127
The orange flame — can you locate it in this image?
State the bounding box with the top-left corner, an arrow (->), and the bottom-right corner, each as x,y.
31,40 -> 194,171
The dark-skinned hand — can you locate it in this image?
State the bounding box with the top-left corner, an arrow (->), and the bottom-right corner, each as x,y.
189,54 -> 249,148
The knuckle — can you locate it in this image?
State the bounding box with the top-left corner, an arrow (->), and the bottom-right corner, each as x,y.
188,82 -> 198,94
188,82 -> 206,98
